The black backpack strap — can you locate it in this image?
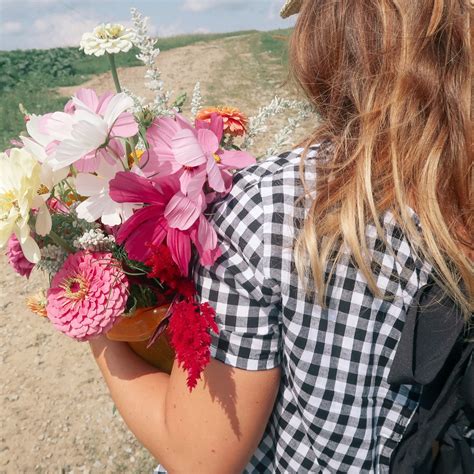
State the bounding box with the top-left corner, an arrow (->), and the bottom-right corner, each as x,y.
388,281 -> 474,474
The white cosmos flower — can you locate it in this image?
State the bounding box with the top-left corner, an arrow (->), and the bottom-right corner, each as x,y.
0,148 -> 52,263
80,23 -> 135,57
75,159 -> 140,226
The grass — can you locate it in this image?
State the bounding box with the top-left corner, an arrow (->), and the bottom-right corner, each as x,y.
252,28 -> 292,65
154,30 -> 257,52
0,86 -> 65,150
0,28 -> 292,150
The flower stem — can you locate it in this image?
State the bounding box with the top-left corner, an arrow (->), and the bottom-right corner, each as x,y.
107,53 -> 135,162
48,230 -> 75,254
107,53 -> 122,93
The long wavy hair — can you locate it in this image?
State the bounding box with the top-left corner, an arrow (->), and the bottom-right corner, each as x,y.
291,0 -> 473,319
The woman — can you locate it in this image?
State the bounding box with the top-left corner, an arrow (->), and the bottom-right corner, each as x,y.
89,0 -> 473,472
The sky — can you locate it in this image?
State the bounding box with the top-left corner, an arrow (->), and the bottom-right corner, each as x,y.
0,0 -> 295,51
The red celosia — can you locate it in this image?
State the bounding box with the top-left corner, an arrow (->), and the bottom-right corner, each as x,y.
146,243 -> 219,390
146,243 -> 199,299
168,300 -> 218,390
175,279 -> 198,300
146,243 -> 182,289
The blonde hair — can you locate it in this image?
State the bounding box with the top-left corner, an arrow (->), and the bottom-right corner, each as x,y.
291,0 -> 473,319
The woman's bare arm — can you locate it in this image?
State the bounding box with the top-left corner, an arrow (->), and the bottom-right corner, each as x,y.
89,336 -> 281,474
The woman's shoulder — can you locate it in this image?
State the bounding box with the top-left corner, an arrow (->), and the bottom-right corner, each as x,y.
205,145 -> 323,254
229,143 -> 325,199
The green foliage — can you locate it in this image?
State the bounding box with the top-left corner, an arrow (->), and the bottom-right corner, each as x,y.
111,244 -> 165,313
0,48 -> 83,92
156,30 -> 256,51
172,92 -> 188,112
125,284 -> 159,314
0,85 -> 68,150
251,28 -> 292,66
0,47 -> 143,93
72,47 -> 142,79
47,212 -> 96,247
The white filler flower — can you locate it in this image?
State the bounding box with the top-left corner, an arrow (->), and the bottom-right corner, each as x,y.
0,149 -> 52,263
80,23 -> 135,57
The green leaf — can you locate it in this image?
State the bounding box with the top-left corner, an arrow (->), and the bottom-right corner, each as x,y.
172,92 -> 187,112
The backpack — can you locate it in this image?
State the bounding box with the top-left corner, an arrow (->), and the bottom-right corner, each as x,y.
388,280 -> 474,473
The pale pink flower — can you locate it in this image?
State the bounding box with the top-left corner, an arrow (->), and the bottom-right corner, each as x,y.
41,89 -> 138,172
46,251 -> 129,341
6,235 -> 35,278
66,88 -> 114,115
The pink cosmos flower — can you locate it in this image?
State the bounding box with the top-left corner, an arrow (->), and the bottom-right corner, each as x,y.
145,113 -> 255,198
109,171 -> 220,275
65,88 -> 114,116
37,89 -> 138,173
46,251 -> 129,341
6,235 -> 35,278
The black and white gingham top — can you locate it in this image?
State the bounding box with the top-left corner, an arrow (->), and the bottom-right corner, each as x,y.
157,145 -> 434,473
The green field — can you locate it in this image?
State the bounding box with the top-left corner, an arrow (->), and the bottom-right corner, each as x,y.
0,29 -> 291,151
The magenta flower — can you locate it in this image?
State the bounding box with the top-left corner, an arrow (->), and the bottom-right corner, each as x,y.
46,251 -> 129,341
145,113 -> 255,198
109,171 -> 221,275
6,235 -> 35,278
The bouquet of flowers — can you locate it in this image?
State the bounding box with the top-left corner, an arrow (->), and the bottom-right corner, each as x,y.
1,9 -> 313,390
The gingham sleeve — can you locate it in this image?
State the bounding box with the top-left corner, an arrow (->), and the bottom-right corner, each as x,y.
193,171 -> 282,371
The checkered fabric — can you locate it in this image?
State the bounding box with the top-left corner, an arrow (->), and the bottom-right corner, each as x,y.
155,144 -> 434,473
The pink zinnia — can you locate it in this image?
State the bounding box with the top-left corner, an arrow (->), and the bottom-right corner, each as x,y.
46,251 -> 129,341
6,235 -> 35,278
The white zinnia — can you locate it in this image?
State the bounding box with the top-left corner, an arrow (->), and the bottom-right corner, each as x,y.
75,159 -> 139,226
0,149 -> 52,263
80,23 -> 135,57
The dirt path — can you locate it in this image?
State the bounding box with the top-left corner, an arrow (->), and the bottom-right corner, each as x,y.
1,34 -> 314,473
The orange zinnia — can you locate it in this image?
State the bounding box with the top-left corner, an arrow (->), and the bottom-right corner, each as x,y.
27,291 -> 48,318
196,106 -> 248,137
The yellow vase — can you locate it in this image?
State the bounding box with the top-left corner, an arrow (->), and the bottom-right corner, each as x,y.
106,306 -> 175,374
